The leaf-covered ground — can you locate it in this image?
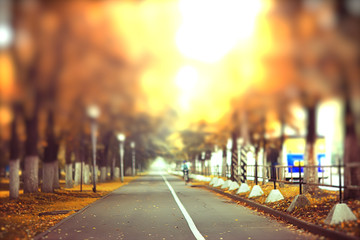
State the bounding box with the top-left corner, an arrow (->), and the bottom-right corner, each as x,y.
0,177 -> 138,239
210,180 -> 360,238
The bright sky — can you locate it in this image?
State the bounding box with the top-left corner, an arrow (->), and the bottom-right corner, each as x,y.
105,0 -> 269,130
171,0 -> 268,129
175,65 -> 199,110
0,1 -> 270,132
176,0 -> 262,63
0,0 -> 349,158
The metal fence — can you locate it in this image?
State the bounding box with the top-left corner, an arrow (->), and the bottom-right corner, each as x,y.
244,163 -> 360,202
192,161 -> 360,202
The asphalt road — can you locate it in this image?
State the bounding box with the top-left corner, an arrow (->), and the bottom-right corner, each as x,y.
37,172 -> 312,240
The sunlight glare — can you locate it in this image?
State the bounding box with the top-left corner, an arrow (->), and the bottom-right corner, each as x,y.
175,65 -> 198,91
149,157 -> 169,171
176,0 -> 262,63
175,65 -> 199,110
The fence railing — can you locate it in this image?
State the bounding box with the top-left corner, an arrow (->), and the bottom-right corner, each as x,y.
194,162 -> 360,197
244,163 -> 360,202
192,162 -> 360,202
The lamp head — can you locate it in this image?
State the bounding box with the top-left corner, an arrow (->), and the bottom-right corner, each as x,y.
87,105 -> 100,119
226,139 -> 232,149
117,133 -> 126,142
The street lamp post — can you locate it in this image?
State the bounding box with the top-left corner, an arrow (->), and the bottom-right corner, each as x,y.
130,141 -> 136,176
201,151 -> 206,175
214,145 -> 219,176
117,133 -> 126,183
87,105 -> 100,193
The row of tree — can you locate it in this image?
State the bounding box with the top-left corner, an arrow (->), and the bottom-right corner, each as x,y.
175,1 -> 360,200
0,1 -> 175,199
0,0 -> 359,201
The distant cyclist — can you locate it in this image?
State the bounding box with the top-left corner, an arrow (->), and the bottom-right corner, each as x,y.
181,160 -> 189,183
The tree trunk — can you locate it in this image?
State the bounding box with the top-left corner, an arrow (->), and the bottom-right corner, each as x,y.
65,163 -> 73,188
222,148 -> 227,177
111,155 -> 116,180
101,132 -> 111,179
9,106 -> 20,199
24,112 -> 39,193
74,162 -> 81,186
24,156 -> 39,193
100,166 -> 106,182
343,99 -> 360,200
84,164 -> 90,184
114,166 -> 120,180
65,140 -> 73,188
93,165 -> 99,183
83,143 -> 90,184
9,159 -> 20,199
42,162 -> 55,192
42,111 -> 58,193
278,114 -> 285,187
262,148 -> 267,185
106,166 -> 111,181
201,160 -> 205,175
303,105 -> 319,193
53,159 -> 60,189
74,140 -> 85,186
259,115 -> 266,185
52,142 -> 60,189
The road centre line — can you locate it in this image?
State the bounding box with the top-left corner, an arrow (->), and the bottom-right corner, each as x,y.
161,175 -> 205,240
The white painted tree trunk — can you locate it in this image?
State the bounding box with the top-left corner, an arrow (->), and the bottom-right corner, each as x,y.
278,147 -> 285,187
74,162 -> 81,185
84,164 -> 90,184
42,162 -> 55,192
91,165 -> 99,183
114,167 -> 120,180
106,166 -> 111,180
53,161 -> 60,189
100,166 -> 106,182
222,154 -> 227,177
65,163 -> 73,188
24,156 -> 39,193
304,142 -> 318,192
9,159 -> 20,199
261,148 -> 267,185
125,167 -> 132,176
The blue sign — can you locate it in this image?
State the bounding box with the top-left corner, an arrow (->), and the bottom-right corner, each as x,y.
287,153 -> 325,173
